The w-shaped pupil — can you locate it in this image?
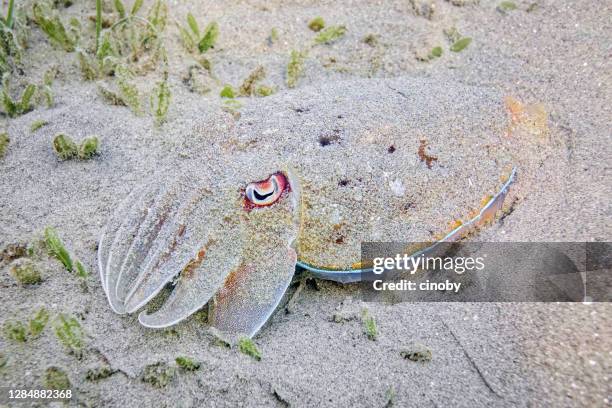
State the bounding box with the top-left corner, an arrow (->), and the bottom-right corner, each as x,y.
254,189 -> 274,201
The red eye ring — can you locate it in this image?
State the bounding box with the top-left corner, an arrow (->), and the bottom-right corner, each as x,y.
243,172 -> 291,211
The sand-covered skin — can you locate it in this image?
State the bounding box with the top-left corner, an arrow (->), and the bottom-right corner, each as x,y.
0,0 -> 610,407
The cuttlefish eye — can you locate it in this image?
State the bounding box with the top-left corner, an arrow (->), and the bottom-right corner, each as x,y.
243,172 -> 291,210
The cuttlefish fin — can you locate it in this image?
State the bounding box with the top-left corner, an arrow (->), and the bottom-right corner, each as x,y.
438,166 -> 516,242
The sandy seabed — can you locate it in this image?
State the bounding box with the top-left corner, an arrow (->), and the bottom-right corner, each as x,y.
0,0 -> 610,407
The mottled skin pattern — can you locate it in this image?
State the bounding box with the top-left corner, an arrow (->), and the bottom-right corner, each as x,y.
99,78 -> 550,338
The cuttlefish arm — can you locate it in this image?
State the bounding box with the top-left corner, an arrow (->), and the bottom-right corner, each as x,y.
99,170 -> 244,327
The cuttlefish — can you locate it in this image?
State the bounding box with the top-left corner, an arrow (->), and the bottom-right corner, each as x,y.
98,77 -> 550,338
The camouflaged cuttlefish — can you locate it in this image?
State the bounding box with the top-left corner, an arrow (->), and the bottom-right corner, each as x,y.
98,78 -> 550,338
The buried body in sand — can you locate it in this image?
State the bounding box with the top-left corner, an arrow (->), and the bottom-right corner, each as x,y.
98,77 -> 560,339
